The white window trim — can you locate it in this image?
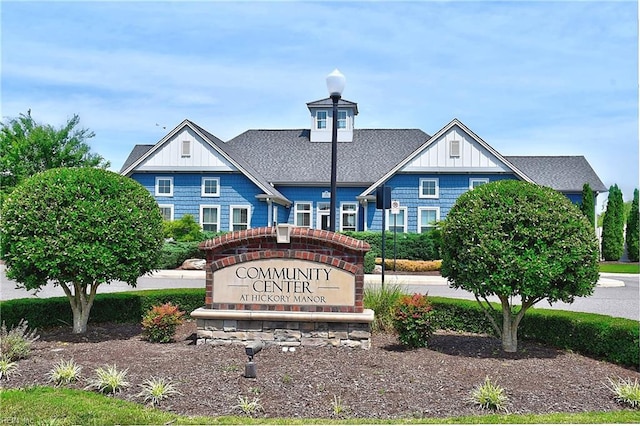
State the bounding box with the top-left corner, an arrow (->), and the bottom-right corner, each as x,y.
469,178 -> 489,190
201,177 -> 220,197
158,204 -> 174,221
316,111 -> 328,130
450,139 -> 461,158
155,176 -> 174,197
385,207 -> 408,233
419,178 -> 439,199
316,202 -> 331,229
294,202 -> 313,228
340,202 -> 358,232
181,140 -> 191,158
200,205 -> 220,232
230,205 -> 251,231
418,207 -> 440,233
337,110 -> 348,129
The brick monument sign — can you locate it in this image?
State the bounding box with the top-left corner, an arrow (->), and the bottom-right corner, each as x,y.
190,225 -> 375,349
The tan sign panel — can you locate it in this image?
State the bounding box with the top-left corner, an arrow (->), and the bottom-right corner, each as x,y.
213,258 -> 355,306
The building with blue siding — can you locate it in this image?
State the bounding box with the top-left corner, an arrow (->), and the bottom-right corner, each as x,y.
120,97 -> 607,233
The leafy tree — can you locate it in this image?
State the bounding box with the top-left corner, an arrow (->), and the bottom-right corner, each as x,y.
441,180 -> 599,352
1,168 -> 163,333
626,189 -> 639,262
0,110 -> 109,198
580,183 -> 595,227
601,184 -> 625,261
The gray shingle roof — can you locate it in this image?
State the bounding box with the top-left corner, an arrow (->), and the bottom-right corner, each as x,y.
306,98 -> 359,115
505,156 -> 607,193
224,128 -> 430,185
119,122 -> 607,197
120,144 -> 153,173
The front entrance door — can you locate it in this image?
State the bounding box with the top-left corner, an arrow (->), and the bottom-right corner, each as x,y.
317,203 -> 330,230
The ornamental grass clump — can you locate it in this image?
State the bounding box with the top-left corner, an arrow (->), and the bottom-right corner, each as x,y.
48,359 -> 82,386
608,377 -> 640,409
138,377 -> 181,407
0,319 -> 40,361
470,376 -> 509,411
85,364 -> 129,394
392,293 -> 435,348
141,302 -> 185,343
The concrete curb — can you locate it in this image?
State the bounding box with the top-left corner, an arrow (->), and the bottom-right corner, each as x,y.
145,270 -> 627,287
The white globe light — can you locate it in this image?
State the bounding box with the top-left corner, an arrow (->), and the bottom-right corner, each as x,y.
326,69 -> 346,97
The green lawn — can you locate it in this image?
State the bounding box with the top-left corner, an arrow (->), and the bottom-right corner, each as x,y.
599,262 -> 640,274
1,386 -> 639,425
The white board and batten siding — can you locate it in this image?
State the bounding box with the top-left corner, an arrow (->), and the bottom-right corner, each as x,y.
401,126 -> 511,173
136,127 -> 237,172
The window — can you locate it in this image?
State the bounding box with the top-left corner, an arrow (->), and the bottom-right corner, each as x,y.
316,111 -> 327,129
340,203 -> 357,231
155,177 -> 173,197
386,207 -> 407,233
317,202 -> 330,230
418,207 -> 439,233
295,202 -> 312,227
419,178 -> 439,198
201,177 -> 220,197
200,205 -> 219,232
450,140 -> 460,157
469,178 -> 489,190
158,205 -> 174,221
337,110 -> 347,129
230,206 -> 250,231
181,140 -> 191,158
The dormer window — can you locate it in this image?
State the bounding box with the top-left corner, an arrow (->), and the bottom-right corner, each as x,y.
338,110 -> 347,129
316,111 -> 327,129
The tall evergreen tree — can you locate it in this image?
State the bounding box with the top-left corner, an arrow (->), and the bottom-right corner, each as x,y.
580,183 -> 595,227
601,184 -> 625,261
625,189 -> 639,262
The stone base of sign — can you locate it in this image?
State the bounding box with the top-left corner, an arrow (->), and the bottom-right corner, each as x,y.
191,308 -> 374,349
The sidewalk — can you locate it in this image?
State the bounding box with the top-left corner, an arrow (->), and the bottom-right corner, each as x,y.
146,269 -> 625,287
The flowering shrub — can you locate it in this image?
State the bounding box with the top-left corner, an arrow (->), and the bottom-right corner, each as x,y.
392,293 -> 435,348
376,259 -> 442,272
141,303 -> 185,343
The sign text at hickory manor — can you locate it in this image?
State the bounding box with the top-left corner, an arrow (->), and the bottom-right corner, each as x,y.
213,259 -> 355,306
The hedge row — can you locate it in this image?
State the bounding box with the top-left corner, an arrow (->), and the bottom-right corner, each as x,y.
155,231 -> 441,271
1,291 -> 637,367
428,296 -> 639,368
0,289 -> 206,330
342,231 -> 441,261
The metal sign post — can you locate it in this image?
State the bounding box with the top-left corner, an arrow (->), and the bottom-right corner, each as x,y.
391,200 -> 399,272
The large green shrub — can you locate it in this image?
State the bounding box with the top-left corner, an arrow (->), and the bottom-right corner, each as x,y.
156,241 -> 204,269
163,214 -> 203,242
441,180 -> 600,352
342,231 -> 441,261
626,189 -> 639,262
1,168 -> 164,334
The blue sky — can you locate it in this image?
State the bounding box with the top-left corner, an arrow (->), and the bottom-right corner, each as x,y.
2,0 -> 638,208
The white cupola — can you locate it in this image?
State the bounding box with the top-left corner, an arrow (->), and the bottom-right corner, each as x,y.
306,98 -> 358,143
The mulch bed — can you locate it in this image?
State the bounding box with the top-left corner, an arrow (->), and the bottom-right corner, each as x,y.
6,321 -> 640,420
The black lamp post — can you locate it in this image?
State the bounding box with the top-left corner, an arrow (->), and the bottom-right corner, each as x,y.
326,69 -> 346,232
